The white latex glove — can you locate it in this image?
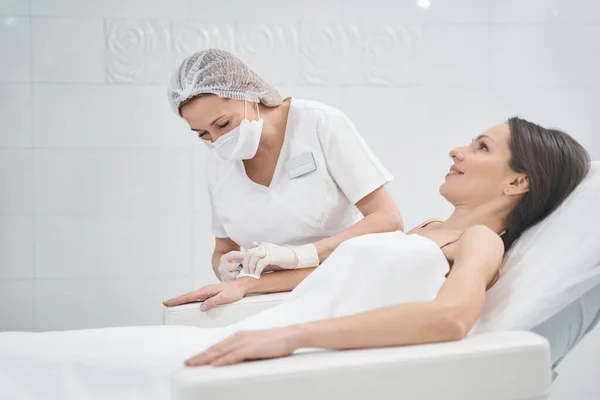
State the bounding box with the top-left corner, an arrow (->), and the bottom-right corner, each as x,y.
218,250 -> 245,282
242,242 -> 319,277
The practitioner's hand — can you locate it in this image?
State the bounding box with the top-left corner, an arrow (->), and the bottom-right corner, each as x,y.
243,242 -> 319,276
162,279 -> 252,311
185,327 -> 301,367
218,250 -> 246,282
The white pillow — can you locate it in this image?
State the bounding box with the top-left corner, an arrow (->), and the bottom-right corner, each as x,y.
472,161 -> 600,336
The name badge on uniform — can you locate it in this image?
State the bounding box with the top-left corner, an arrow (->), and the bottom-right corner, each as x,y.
286,152 -> 317,179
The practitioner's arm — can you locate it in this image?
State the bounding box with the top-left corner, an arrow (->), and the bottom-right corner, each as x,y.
185,225 -> 504,366
313,186 -> 404,263
242,186 -> 403,277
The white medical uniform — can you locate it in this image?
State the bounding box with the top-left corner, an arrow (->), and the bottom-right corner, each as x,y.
205,98 -> 393,248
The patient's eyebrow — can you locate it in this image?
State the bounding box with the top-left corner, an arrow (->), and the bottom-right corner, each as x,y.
476,134 -> 496,144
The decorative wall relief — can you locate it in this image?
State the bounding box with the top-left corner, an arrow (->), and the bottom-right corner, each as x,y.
237,23 -> 300,85
300,22 -> 363,86
172,21 -> 236,66
106,20 -> 171,84
365,24 -> 423,86
105,20 -> 424,86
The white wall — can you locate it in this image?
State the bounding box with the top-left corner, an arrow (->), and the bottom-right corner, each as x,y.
0,0 -> 599,396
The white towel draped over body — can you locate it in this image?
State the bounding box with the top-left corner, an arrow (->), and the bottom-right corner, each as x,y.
0,232 -> 450,400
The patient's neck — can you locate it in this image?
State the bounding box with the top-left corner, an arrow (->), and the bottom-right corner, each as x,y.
441,203 -> 508,235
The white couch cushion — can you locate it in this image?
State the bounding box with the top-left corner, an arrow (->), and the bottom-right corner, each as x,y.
171,331 -> 551,400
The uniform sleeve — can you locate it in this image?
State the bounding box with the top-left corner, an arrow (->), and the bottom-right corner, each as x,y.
320,109 -> 394,205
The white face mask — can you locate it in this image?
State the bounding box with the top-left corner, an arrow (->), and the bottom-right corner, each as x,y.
206,102 -> 263,162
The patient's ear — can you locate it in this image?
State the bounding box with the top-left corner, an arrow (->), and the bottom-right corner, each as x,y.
509,175 -> 529,195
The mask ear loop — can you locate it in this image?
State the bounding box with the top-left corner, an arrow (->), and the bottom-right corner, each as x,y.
243,101 -> 260,121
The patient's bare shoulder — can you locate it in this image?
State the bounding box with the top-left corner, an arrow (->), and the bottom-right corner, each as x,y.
459,225 -> 504,252
451,225 -> 505,282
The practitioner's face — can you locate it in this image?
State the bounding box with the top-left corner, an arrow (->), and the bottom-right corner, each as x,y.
180,95 -> 257,142
440,123 -> 525,206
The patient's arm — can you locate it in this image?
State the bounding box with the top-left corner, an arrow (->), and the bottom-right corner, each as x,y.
295,225 -> 504,349
185,225 -> 504,366
165,235 -> 315,308
242,268 -> 315,294
163,268 -> 315,310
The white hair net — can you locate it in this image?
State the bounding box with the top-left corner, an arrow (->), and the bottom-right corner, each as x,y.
167,48 -> 282,114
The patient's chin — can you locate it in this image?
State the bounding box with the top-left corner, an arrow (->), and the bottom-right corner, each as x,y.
439,179 -> 453,193
439,183 -> 455,204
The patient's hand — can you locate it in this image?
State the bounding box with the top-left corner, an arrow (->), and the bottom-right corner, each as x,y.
162,279 -> 251,311
184,327 -> 300,367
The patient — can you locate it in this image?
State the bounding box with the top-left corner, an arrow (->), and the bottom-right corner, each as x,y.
0,117 -> 590,399
184,116 -> 591,365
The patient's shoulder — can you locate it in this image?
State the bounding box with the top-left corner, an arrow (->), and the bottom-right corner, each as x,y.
461,225 -> 503,245
454,225 -> 505,270
462,224 -> 501,239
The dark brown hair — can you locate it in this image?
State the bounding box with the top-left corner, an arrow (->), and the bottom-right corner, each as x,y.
502,117 -> 591,251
